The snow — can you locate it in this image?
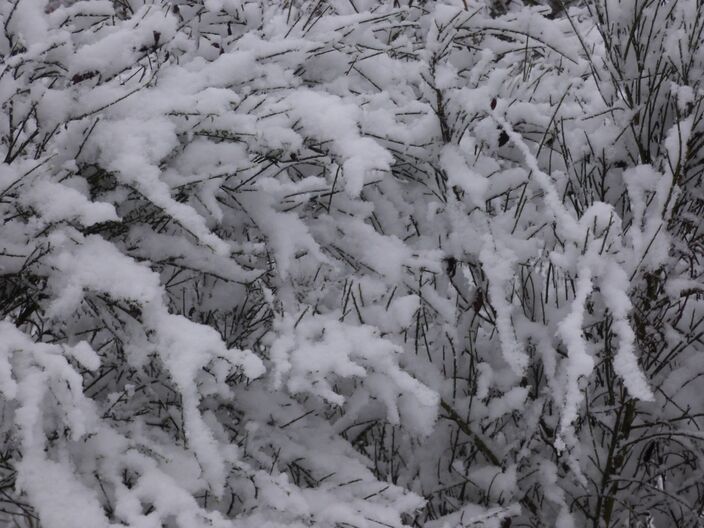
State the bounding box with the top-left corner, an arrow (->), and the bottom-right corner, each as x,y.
479,236 -> 528,376
70,6 -> 178,78
17,459 -> 111,528
5,0 -> 50,48
93,117 -> 232,255
47,234 -> 163,316
0,0 -> 700,527
439,145 -> 489,208
287,91 -> 394,197
600,262 -> 654,402
555,267 -> 594,452
24,180 -> 119,227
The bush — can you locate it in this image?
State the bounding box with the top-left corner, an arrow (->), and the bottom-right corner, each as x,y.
0,0 -> 702,527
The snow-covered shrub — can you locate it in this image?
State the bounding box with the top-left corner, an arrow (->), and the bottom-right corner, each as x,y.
0,0 -> 702,527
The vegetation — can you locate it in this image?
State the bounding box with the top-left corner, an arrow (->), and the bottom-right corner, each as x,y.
0,0 -> 702,526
